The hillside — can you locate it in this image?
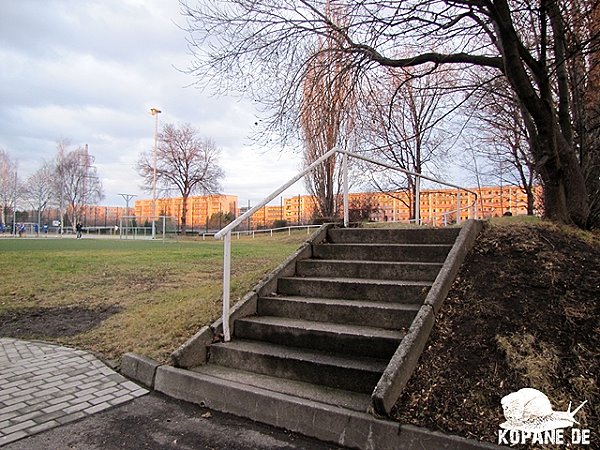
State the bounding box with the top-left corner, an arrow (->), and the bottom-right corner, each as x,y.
392,220 -> 599,447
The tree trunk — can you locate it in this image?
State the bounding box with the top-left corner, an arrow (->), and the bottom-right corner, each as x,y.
526,191 -> 535,215
531,125 -> 589,226
181,194 -> 188,232
492,0 -> 590,226
556,133 -> 590,226
582,1 -> 600,227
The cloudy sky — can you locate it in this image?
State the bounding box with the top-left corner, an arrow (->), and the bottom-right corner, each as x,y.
0,0 -> 305,207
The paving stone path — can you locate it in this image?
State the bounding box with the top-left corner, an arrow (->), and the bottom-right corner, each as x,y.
0,338 -> 148,446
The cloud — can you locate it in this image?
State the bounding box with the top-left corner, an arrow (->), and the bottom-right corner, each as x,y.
0,0 -> 305,207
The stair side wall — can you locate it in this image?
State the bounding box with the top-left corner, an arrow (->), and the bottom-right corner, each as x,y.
371,219 -> 484,416
170,224 -> 333,368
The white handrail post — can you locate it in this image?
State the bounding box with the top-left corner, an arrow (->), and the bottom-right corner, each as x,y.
467,193 -> 471,219
415,176 -> 421,225
456,192 -> 462,224
222,231 -> 232,342
342,150 -> 349,227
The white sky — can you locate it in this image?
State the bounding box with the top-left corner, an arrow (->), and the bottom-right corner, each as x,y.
0,0 -> 306,207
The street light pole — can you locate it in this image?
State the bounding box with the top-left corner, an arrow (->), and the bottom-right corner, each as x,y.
150,107 -> 162,239
12,168 -> 17,236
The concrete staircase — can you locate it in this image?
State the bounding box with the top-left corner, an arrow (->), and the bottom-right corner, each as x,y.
125,222 -> 489,448
190,226 -> 459,413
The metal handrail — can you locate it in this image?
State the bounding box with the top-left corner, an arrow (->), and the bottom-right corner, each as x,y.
215,146 -> 478,341
341,149 -> 479,197
215,147 -> 338,239
202,225 -> 320,240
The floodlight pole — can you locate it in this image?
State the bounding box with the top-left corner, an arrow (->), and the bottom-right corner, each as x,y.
150,107 -> 162,239
119,193 -> 137,239
12,169 -> 17,236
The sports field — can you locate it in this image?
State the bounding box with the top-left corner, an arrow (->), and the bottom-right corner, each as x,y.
0,232 -> 307,364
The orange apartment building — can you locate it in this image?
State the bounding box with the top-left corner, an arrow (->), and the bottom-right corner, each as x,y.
283,195 -> 317,225
79,205 -> 130,227
63,184 -> 536,232
134,194 -> 238,230
239,204 -> 285,229
41,205 -> 126,227
279,185 -> 538,226
373,185 -> 537,224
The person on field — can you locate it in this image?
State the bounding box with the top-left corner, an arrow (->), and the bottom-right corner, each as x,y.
76,222 -> 83,239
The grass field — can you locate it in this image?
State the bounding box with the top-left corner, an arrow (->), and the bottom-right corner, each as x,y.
0,232 -> 308,363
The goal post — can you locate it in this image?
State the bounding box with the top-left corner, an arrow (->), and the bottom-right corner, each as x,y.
119,215 -> 178,240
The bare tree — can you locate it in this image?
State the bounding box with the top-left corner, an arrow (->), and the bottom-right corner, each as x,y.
360,67 -> 455,220
181,0 -> 600,228
568,3 -> 600,226
466,76 -> 539,214
348,193 -> 379,222
300,3 -> 355,219
55,142 -> 104,229
23,161 -> 56,229
137,123 -> 224,232
0,149 -> 18,227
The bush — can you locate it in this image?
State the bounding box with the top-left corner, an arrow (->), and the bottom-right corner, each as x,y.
272,220 -> 288,228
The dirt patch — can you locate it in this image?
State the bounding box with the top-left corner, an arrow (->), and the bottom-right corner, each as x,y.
392,222 -> 600,446
0,305 -> 123,339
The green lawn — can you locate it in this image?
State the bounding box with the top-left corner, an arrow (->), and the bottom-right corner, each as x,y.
0,232 -> 307,363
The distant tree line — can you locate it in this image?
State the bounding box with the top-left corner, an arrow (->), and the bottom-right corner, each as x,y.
0,140 -> 104,231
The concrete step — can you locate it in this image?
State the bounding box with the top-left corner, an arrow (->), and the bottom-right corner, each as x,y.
155,365 -> 493,450
327,227 -> 460,244
209,339 -> 387,393
277,276 -> 431,303
191,364 -> 371,412
258,295 -> 420,330
312,243 -> 452,262
296,259 -> 443,281
234,316 -> 404,359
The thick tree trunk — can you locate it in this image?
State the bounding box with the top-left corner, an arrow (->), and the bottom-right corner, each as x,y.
556,133 -> 590,226
531,124 -> 589,226
492,0 -> 590,227
582,1 -> 600,227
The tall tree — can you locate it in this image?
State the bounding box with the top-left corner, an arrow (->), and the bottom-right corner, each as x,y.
55,142 -> 104,228
181,0 -> 600,227
361,67 -> 454,220
467,76 -> 539,214
300,2 -> 355,219
0,149 -> 18,227
568,0 -> 600,226
137,123 -> 224,231
23,161 -> 56,229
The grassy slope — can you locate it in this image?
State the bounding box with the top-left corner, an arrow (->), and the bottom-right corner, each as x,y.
393,218 -> 599,446
0,233 -> 306,363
